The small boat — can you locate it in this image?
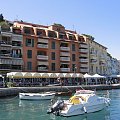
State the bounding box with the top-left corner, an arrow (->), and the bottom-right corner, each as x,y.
47,89 -> 110,116
55,91 -> 72,96
19,92 -> 55,100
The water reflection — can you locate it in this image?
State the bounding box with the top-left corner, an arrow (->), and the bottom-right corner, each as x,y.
48,109 -> 110,120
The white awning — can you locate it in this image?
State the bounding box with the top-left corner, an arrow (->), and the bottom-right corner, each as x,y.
92,74 -> 105,78
23,72 -> 32,78
77,73 -> 84,78
41,73 -> 49,78
70,73 -> 77,78
56,73 -> 65,78
84,73 -> 92,78
32,73 -> 41,78
7,72 -> 23,78
49,73 -> 57,78
64,73 -> 71,78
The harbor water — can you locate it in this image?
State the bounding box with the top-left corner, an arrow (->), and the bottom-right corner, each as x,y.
0,89 -> 120,120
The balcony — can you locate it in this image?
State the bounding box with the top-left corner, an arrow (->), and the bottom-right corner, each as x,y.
12,58 -> 23,65
80,54 -> 88,57
80,64 -> 88,67
0,41 -> 12,47
38,67 -> 48,71
38,38 -> 48,43
80,44 -> 88,48
99,61 -> 106,66
0,64 -> 11,71
60,52 -> 70,56
80,58 -> 88,62
60,47 -> 70,51
0,59 -> 12,64
60,68 -> 70,72
12,34 -> 23,41
0,26 -> 12,37
90,59 -> 97,64
60,57 -> 70,61
90,55 -> 97,59
90,51 -> 96,56
37,61 -> 49,65
37,44 -> 48,48
37,55 -> 48,60
80,68 -> 89,73
79,49 -> 88,53
0,54 -> 12,59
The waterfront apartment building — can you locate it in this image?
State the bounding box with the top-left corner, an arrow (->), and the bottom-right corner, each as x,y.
0,20 -> 119,76
81,35 -> 108,75
0,21 -> 23,75
13,21 -> 83,73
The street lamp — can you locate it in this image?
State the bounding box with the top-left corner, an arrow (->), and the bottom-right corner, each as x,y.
74,65 -> 77,85
74,65 -> 77,74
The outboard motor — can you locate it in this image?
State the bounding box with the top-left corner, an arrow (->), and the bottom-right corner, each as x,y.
47,100 -> 64,115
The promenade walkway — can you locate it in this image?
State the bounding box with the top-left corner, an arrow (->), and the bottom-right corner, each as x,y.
0,84 -> 120,97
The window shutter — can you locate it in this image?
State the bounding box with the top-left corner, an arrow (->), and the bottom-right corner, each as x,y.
32,39 -> 34,47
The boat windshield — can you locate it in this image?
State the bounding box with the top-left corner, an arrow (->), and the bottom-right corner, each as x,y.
75,90 -> 95,95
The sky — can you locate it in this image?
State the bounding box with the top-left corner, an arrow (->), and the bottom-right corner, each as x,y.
0,0 -> 120,59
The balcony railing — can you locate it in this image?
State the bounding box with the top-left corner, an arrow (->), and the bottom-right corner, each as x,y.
80,44 -> 88,48
80,54 -> 88,57
0,54 -> 12,58
38,67 -> 48,71
90,52 -> 96,55
0,59 -> 12,64
37,44 -> 48,48
0,41 -> 12,47
60,57 -> 70,61
60,52 -> 70,56
80,64 -> 88,67
60,47 -> 70,51
90,59 -> 97,64
37,55 -> 48,60
79,49 -> 88,53
80,59 -> 88,62
80,68 -> 89,73
60,68 -> 70,72
12,59 -> 23,65
12,34 -> 23,41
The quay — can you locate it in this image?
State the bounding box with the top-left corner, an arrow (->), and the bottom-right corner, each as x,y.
0,84 -> 120,97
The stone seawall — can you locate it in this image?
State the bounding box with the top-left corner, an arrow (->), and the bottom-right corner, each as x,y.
0,84 -> 120,97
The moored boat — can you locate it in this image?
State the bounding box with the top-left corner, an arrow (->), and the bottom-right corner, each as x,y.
19,92 -> 55,100
55,90 -> 72,96
47,89 -> 110,116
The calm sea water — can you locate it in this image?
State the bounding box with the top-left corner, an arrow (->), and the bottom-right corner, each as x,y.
0,89 -> 120,120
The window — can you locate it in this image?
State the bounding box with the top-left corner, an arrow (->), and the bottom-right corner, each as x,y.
24,27 -> 31,34
27,50 -> 32,58
72,44 -> 75,51
72,54 -> 76,61
51,41 -> 55,49
51,52 -> 55,60
27,62 -> 32,70
26,38 -> 34,47
51,63 -> 55,71
48,31 -> 57,38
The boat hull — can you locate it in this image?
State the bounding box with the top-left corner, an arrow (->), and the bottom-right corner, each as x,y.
60,103 -> 107,117
19,93 -> 55,100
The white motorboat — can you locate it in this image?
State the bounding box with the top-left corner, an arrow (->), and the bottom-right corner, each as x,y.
47,90 -> 110,117
19,92 -> 55,100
